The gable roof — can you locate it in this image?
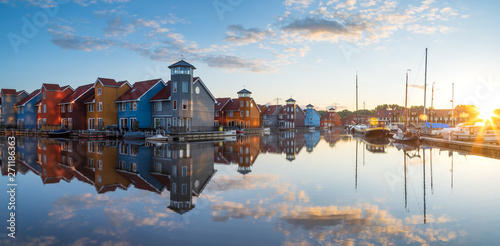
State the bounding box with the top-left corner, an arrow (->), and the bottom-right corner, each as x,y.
94,77 -> 130,88
115,79 -> 164,102
215,98 -> 232,111
1,89 -> 18,95
262,105 -> 282,115
59,84 -> 94,104
237,88 -> 251,94
14,89 -> 41,107
225,99 -> 240,111
193,77 -> 216,102
84,94 -> 95,104
42,83 -> 62,91
150,80 -> 171,101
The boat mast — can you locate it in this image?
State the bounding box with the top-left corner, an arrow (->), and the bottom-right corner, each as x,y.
355,72 -> 358,124
431,82 -> 435,130
404,69 -> 410,132
423,48 -> 428,122
451,83 -> 455,126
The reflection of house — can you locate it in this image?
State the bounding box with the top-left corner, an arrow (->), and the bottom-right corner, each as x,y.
58,140 -> 94,185
16,137 -> 42,176
37,84 -> 74,128
320,108 -> 341,128
85,78 -> 131,130
87,141 -> 131,193
217,135 -> 261,175
215,89 -> 261,128
304,131 -> 321,152
323,129 -> 342,147
59,84 -> 94,130
261,105 -> 283,127
150,60 -> 216,132
279,131 -> 306,161
37,139 -> 73,184
150,142 -> 216,214
278,98 -> 305,129
304,104 -> 320,127
14,89 -> 41,129
116,142 -> 164,193
116,79 -> 165,131
1,89 -> 28,127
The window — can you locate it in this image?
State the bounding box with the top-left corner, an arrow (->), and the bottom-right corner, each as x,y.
240,111 -> 244,117
43,92 -> 46,99
88,118 -> 95,130
182,81 -> 188,92
246,111 -> 249,117
120,103 -> 126,111
182,166 -> 187,177
173,100 -> 177,110
97,176 -> 102,183
228,111 -> 233,117
120,143 -> 128,155
68,104 -> 72,112
246,101 -> 249,107
131,102 -> 137,111
97,102 -> 103,111
172,183 -> 177,194
182,184 -> 187,194
38,106 -> 41,113
131,163 -> 137,172
43,105 -> 46,113
173,82 -> 177,93
119,161 -> 126,169
97,144 -> 103,154
182,99 -> 188,110
97,160 -> 103,170
130,118 -> 137,128
215,111 -> 219,117
88,158 -> 94,168
97,88 -> 102,95
61,105 -> 65,113
240,101 -> 243,107
172,165 -> 177,176
88,104 -> 94,112
154,101 -> 162,111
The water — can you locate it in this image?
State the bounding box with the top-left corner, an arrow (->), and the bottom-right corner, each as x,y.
1,131 -> 499,245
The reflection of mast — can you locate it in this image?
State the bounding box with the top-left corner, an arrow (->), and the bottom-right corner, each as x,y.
451,151 -> 454,189
363,140 -> 365,166
430,147 -> 434,194
404,149 -> 408,212
355,140 -> 358,191
423,148 -> 427,224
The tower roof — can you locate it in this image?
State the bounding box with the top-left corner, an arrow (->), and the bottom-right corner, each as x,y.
306,104 -> 314,108
286,98 -> 296,102
168,60 -> 196,69
237,88 -> 252,94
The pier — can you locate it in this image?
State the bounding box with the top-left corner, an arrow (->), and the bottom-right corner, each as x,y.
421,136 -> 500,159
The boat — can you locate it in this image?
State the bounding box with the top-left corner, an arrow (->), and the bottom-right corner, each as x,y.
48,129 -> 70,138
352,124 -> 367,135
392,69 -> 420,143
364,126 -> 391,138
146,134 -> 168,142
236,130 -> 245,134
123,131 -> 146,139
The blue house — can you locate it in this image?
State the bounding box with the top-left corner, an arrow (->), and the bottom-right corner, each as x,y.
1,89 -> 28,128
304,104 -> 320,127
14,89 -> 41,129
115,79 -> 166,131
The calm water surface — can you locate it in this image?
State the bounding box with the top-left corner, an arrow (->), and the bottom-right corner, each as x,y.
1,131 -> 499,245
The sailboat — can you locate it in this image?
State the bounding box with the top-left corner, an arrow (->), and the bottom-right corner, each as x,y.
393,69 -> 420,143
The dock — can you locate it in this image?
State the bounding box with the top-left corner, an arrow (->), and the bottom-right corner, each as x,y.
421,136 -> 500,159
167,130 -> 236,142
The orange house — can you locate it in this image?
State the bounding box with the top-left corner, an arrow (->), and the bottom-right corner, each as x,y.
84,78 -> 131,130
36,84 -> 73,129
214,89 -> 261,128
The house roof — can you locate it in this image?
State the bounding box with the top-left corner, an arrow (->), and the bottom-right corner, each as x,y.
168,60 -> 196,69
15,89 -> 41,107
116,170 -> 162,194
237,88 -> 252,94
225,99 -> 240,111
262,105 -> 282,115
61,85 -> 74,91
149,81 -> 171,101
193,77 -> 216,103
84,94 -> 95,104
116,79 -> 163,102
215,98 -> 232,111
42,83 -> 62,91
286,98 -> 296,102
59,84 -> 94,104
1,89 -> 18,95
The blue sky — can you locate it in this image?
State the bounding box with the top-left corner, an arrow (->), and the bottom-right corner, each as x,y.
1,0 -> 499,111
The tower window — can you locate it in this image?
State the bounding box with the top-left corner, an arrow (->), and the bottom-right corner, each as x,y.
182,81 -> 188,92
182,99 -> 188,110
173,82 -> 177,93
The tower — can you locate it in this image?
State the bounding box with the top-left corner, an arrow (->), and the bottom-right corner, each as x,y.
305,104 -> 314,127
237,88 -> 252,128
285,98 -> 296,129
168,60 -> 196,131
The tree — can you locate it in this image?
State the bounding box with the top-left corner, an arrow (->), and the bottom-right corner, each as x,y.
375,104 -> 405,111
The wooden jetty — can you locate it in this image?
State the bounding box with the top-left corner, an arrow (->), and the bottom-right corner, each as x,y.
421,136 -> 500,159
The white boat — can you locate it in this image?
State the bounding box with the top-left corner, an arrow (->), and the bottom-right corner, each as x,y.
146,134 -> 168,142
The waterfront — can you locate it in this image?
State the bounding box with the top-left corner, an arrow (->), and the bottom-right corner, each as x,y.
1,131 -> 500,245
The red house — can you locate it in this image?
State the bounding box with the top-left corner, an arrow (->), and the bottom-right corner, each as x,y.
277,98 -> 305,129
37,84 -> 73,128
320,108 -> 341,128
59,84 -> 94,130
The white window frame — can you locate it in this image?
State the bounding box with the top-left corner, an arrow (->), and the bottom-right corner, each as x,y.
131,102 -> 137,111
61,105 -> 65,113
173,82 -> 177,93
182,81 -> 188,92
88,104 -> 94,112
97,88 -> 102,95
97,102 -> 103,112
173,100 -> 177,110
182,99 -> 188,110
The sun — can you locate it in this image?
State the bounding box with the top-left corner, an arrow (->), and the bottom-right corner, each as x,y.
478,107 -> 495,121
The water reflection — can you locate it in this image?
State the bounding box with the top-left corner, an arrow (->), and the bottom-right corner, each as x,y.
1,133 -> 500,245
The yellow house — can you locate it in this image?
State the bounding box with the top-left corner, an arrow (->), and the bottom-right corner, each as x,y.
84,78 -> 131,130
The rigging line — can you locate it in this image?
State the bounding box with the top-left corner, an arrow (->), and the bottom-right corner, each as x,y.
407,51 -> 425,106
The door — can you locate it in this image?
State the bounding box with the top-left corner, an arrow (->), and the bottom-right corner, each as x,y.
68,118 -> 73,130
186,118 -> 190,131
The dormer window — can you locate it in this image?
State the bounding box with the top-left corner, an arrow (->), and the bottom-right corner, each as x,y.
171,66 -> 192,75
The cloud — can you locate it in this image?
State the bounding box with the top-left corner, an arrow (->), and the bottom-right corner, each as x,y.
333,0 -> 358,11
104,17 -> 136,37
225,25 -> 274,45
283,0 -> 315,11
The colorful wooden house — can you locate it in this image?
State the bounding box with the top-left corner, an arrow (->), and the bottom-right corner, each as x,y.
14,89 -> 41,129
1,89 -> 28,127
150,60 -> 216,132
214,88 -> 262,128
59,84 -> 94,130
277,98 -> 305,129
84,78 -> 131,130
261,105 -> 283,127
320,108 -> 341,128
304,104 -> 320,127
36,84 -> 74,128
115,79 -> 165,131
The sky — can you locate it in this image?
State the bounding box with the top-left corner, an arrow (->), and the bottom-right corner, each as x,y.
1,0 -> 499,111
